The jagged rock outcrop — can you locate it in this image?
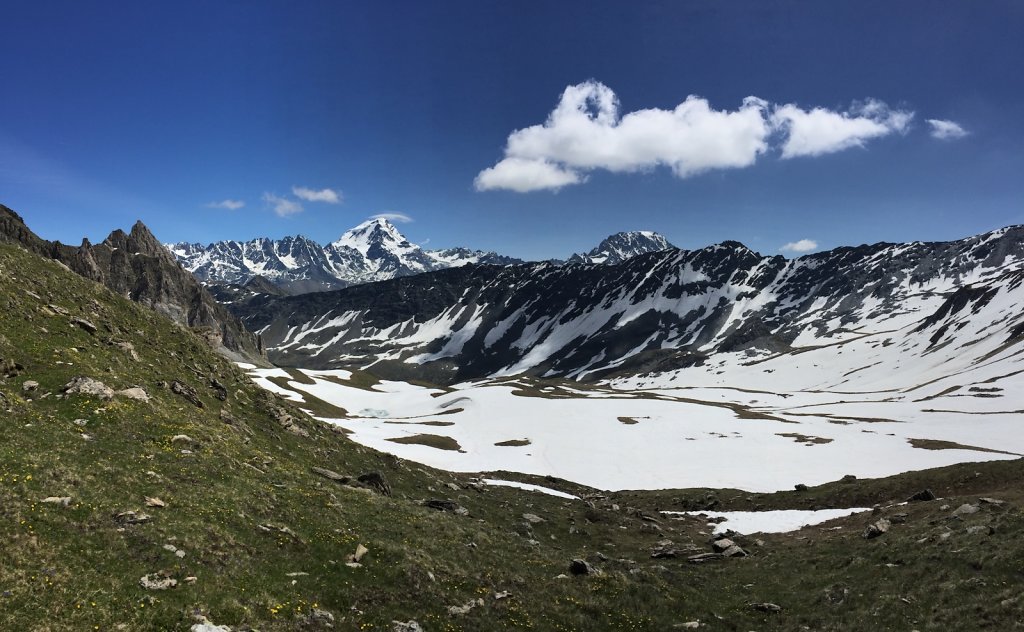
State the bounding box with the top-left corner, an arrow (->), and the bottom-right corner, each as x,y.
0,204 -> 264,363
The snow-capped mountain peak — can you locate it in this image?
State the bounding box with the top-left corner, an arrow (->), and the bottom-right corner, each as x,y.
569,230 -> 676,265
331,218 -> 411,256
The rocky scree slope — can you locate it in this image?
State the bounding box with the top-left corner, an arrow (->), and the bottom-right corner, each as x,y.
3,239 -> 1024,631
229,225 -> 1024,383
0,204 -> 263,363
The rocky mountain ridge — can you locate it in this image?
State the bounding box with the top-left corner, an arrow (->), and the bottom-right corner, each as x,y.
566,230 -> 676,265
168,218 -> 524,294
0,203 -> 263,362
169,219 -> 677,294
227,225 -> 1024,383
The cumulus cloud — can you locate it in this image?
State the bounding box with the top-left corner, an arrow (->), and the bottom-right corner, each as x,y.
773,99 -> 913,158
476,81 -> 771,192
474,157 -> 584,192
262,192 -> 303,217
205,199 -> 244,210
292,186 -> 343,204
927,119 -> 968,140
370,212 -> 414,223
475,81 -> 920,192
780,239 -> 819,253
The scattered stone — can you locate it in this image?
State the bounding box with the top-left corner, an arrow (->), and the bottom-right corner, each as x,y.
47,304 -> 69,316
347,543 -> 369,564
22,380 -> 39,393
889,513 -> 909,524
493,591 -> 511,600
191,617 -> 231,632
952,503 -> 980,517
794,483 -> 808,492
145,497 -> 166,508
171,380 -> 203,407
72,418 -> 87,427
115,511 -> 152,525
447,598 -> 484,616
391,621 -> 424,632
209,378 -> 228,401
651,547 -> 678,559
839,474 -> 857,483
824,584 -> 850,605
522,513 -> 544,524
301,608 -> 336,628
711,538 -> 736,553
270,405 -> 307,436
70,317 -> 97,334
687,553 -> 724,564
257,523 -> 301,542
676,622 -> 701,629
1,358 -> 24,378
750,602 -> 782,613
163,544 -> 186,558
139,573 -> 177,590
863,518 -> 891,539
184,576 -> 198,584
422,499 -> 468,515
171,434 -> 194,444
721,545 -> 748,558
312,467 -> 350,483
116,387 -> 149,402
114,341 -> 140,361
908,489 -> 937,502
40,496 -> 72,507
569,559 -> 598,576
62,376 -> 114,400
357,471 -> 392,496
966,525 -> 994,536
979,497 -> 1006,507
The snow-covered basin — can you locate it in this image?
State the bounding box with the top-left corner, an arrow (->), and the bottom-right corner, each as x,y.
242,366 -> 1023,493
665,508 -> 872,535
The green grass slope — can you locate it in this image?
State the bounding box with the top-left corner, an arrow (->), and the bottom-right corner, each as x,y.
1,241 -> 1023,631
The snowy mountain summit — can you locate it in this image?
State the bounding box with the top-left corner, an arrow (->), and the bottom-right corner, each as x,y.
168,218 -> 522,294
567,231 -> 675,265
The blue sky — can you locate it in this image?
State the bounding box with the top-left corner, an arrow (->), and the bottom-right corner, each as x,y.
2,1 -> 1022,260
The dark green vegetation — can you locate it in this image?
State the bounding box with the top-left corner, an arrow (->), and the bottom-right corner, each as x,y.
2,241 -> 1024,631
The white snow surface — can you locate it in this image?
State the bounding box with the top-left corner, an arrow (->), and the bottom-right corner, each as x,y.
482,479 -> 580,500
241,350 -> 1024,492
665,508 -> 872,535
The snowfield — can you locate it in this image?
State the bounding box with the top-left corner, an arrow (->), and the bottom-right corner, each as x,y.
243,336 -> 1024,492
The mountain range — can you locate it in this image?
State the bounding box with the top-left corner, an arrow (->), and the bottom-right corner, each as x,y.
226,225 -> 1024,384
167,219 -> 677,294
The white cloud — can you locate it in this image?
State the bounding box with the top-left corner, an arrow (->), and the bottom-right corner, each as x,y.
370,212 -> 413,223
772,99 -> 914,158
205,199 -> 244,210
476,81 -> 772,192
262,192 -> 303,217
927,119 -> 968,140
292,186 -> 343,204
475,82 -> 920,192
780,239 -> 819,253
474,157 -> 583,192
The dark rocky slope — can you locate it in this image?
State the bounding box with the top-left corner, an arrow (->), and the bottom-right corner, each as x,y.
0,204 -> 263,363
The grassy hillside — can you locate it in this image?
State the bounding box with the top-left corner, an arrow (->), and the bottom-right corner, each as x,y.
1,241 -> 1023,631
